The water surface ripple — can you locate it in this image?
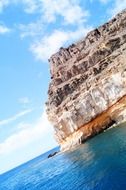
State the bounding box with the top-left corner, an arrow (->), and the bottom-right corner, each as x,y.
0,123 -> 126,190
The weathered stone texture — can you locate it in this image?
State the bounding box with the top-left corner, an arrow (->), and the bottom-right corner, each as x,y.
46,9 -> 126,151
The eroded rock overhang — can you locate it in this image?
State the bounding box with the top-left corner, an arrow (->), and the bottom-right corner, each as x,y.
46,9 -> 126,151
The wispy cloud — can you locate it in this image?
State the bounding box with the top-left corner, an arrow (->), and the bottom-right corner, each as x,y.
0,0 -> 91,60
96,0 -> 126,16
0,0 -> 9,12
0,109 -> 56,155
109,0 -> 126,16
22,0 -> 39,14
0,0 -> 38,14
30,26 -> 92,61
18,18 -> 45,38
0,0 -> 89,23
17,0 -> 91,61
0,109 -> 33,126
40,0 -> 89,25
0,24 -> 10,34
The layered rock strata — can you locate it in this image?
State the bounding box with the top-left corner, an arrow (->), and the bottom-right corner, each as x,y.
46,9 -> 126,151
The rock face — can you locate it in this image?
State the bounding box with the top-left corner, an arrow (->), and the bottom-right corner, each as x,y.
46,9 -> 126,151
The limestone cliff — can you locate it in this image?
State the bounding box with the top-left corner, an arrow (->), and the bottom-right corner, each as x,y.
46,9 -> 126,151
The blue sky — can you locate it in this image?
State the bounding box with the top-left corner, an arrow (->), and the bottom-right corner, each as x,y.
0,0 -> 125,174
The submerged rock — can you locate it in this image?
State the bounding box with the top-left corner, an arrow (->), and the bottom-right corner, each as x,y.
46,9 -> 126,151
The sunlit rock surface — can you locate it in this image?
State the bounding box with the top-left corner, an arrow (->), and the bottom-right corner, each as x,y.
46,9 -> 126,151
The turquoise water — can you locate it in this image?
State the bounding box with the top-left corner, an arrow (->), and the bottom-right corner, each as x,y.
0,123 -> 126,190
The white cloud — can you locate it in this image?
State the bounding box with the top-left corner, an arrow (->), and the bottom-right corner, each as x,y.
0,109 -> 56,155
63,5 -> 88,24
0,0 -> 91,60
41,0 -> 89,24
30,26 -> 92,61
19,20 -> 44,38
0,0 -> 38,13
30,29 -> 69,61
91,0 -> 126,20
21,0 -> 91,61
0,0 -> 10,12
109,0 -> 126,16
0,24 -> 10,34
17,122 -> 31,130
0,109 -> 33,126
21,0 -> 39,14
0,0 -> 89,25
19,0 -> 89,38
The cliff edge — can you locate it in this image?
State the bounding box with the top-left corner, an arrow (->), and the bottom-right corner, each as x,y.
46,9 -> 126,151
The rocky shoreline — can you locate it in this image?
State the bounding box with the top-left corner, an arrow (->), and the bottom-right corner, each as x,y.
46,9 -> 126,151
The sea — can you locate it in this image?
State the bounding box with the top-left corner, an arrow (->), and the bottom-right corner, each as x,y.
0,122 -> 126,190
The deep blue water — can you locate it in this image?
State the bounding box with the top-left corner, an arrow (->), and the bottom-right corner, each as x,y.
0,123 -> 126,190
